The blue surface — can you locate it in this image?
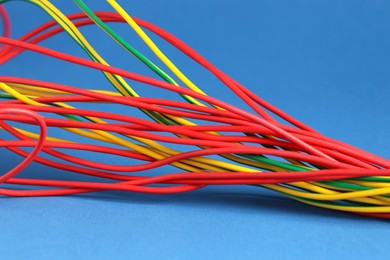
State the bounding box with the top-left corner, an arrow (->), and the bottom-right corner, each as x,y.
1,0 -> 390,259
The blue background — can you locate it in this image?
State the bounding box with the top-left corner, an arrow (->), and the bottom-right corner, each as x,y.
2,0 -> 390,259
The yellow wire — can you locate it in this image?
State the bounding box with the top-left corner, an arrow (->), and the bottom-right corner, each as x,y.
107,0 -> 208,105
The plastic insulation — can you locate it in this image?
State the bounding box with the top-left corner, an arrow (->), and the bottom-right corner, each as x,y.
1,0 -> 390,218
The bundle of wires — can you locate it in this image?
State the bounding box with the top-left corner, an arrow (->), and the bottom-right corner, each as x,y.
1,0 -> 390,218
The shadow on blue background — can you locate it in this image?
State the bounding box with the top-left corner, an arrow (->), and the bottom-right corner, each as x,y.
1,0 -> 390,259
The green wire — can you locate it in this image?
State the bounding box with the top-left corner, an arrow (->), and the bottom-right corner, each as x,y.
74,0 -> 203,106
36,0 -> 174,125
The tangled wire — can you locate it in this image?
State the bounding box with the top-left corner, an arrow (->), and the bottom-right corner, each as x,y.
1,0 -> 390,218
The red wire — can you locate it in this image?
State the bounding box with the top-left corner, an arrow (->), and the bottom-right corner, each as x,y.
0,5 -> 10,54
0,11 -> 318,134
0,37 -> 336,161
0,108 -> 46,183
2,9 -> 390,218
1,12 -> 380,166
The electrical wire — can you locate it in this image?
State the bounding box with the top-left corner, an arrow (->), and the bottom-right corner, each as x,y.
1,0 -> 390,218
